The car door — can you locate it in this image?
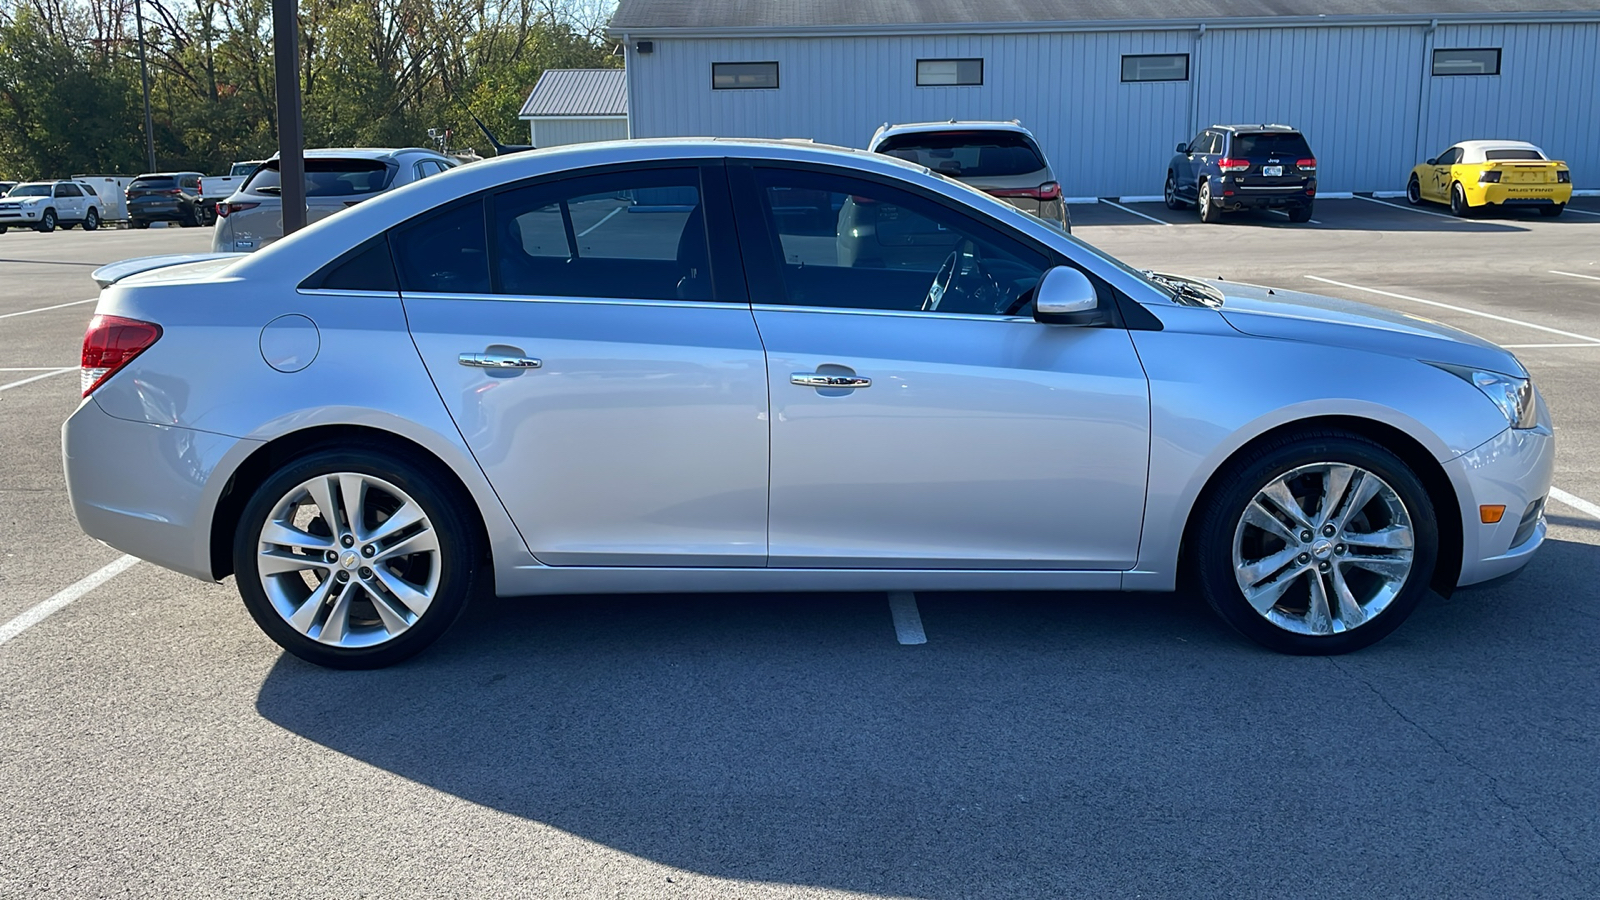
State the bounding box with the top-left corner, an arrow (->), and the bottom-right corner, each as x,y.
731,163 -> 1151,569
54,183 -> 84,220
399,162 -> 771,567
1429,147 -> 1460,200
1177,132 -> 1206,198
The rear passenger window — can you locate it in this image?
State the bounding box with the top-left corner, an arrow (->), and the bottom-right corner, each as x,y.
491,168 -> 713,301
303,237 -> 399,292
391,199 -> 490,294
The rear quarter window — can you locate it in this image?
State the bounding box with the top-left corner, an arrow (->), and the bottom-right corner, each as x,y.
876,131 -> 1047,178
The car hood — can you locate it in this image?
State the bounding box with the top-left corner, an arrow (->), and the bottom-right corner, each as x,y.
1211,280 -> 1525,376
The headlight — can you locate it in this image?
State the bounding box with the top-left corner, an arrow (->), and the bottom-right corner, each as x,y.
1432,363 -> 1537,429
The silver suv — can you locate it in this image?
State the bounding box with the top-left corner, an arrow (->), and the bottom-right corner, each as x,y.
213,148 -> 458,252
869,121 -> 1070,232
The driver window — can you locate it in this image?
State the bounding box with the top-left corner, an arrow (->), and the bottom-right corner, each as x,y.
1438,148 -> 1462,165
750,167 -> 1047,316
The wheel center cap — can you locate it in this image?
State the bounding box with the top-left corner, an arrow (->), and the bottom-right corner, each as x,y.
341,551 -> 359,569
1311,539 -> 1334,560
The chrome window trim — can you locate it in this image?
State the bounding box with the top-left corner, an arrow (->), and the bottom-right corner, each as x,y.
752,302 -> 1034,324
399,291 -> 741,312
297,288 -> 401,299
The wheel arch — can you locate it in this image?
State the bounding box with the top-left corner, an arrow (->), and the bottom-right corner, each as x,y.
1177,415 -> 1463,596
208,423 -> 492,581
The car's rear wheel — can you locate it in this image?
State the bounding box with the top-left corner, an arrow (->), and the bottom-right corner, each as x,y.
131,219 -> 149,229
82,208 -> 99,231
0,226 -> 7,235
1449,183 -> 1472,217
1194,432 -> 1438,654
1287,203 -> 1314,223
1197,179 -> 1219,223
1540,204 -> 1565,218
1406,175 -> 1422,205
233,448 -> 479,669
1164,173 -> 1185,209
35,209 -> 56,233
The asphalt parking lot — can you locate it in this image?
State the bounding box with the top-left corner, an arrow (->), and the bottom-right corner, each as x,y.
2,201 -> 1598,898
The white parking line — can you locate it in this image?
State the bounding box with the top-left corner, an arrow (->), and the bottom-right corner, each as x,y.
0,555 -> 139,648
1560,207 -> 1600,218
576,206 -> 622,238
1550,270 -> 1600,282
0,367 -> 75,392
1269,209 -> 1322,224
1304,276 -> 1600,345
1501,343 -> 1600,349
1549,487 -> 1600,521
1352,194 -> 1464,221
0,297 -> 96,320
0,366 -> 77,371
1100,200 -> 1174,226
887,591 -> 927,645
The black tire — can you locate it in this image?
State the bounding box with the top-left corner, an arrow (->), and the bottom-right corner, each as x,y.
1449,183 -> 1472,217
1540,204 -> 1565,218
83,208 -> 99,231
36,209 -> 56,233
232,447 -> 481,669
1287,203 -> 1314,223
1406,175 -> 1422,206
132,219 -> 150,230
1164,172 -> 1185,209
1192,431 -> 1439,655
1197,179 -> 1219,223
179,208 -> 198,227
0,225 -> 7,235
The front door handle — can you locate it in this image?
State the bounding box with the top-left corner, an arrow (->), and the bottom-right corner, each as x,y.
460,352 -> 542,369
792,372 -> 870,389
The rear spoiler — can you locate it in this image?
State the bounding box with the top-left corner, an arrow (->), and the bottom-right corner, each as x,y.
92,253 -> 247,288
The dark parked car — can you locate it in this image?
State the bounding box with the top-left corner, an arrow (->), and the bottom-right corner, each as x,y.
127,171 -> 211,228
1165,125 -> 1318,223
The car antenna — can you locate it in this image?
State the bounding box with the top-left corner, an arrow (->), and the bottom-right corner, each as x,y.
470,114 -> 534,156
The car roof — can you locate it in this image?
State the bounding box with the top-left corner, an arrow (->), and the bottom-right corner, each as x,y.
1451,140 -> 1542,152
1211,124 -> 1301,133
135,171 -> 203,177
870,120 -> 1035,148
261,148 -> 443,162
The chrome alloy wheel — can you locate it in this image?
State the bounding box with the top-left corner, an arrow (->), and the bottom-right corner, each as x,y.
1231,463 -> 1414,636
256,472 -> 441,648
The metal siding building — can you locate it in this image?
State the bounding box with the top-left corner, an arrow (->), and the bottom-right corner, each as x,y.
520,69 -> 630,148
611,2 -> 1600,197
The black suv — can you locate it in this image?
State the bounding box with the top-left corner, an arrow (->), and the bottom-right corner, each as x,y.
127,171 -> 211,228
1165,125 -> 1317,223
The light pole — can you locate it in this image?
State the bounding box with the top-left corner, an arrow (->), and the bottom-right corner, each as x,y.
133,0 -> 156,172
271,0 -> 306,233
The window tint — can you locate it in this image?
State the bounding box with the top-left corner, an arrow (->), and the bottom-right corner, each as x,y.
493,168 -> 713,301
56,184 -> 81,197
303,237 -> 399,292
130,177 -> 175,190
8,184 -> 51,197
391,199 -> 489,294
1122,53 -> 1189,82
1485,149 -> 1544,161
712,62 -> 778,89
875,131 -> 1046,178
1229,132 -> 1313,158
1433,48 -> 1500,75
751,167 -> 1047,316
1437,148 -> 1463,165
916,59 -> 983,86
246,159 -> 395,197
179,176 -> 198,190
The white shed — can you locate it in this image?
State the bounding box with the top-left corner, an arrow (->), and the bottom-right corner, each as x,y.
519,68 -> 630,148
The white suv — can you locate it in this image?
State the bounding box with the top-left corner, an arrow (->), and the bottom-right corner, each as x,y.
0,180 -> 104,233
869,121 -> 1070,232
213,148 -> 458,252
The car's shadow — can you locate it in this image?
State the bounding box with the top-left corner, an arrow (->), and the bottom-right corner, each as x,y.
256,538 -> 1600,896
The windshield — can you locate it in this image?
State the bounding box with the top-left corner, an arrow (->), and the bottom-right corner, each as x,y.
877,131 -> 1047,178
245,158 -> 394,197
1230,132 -> 1313,158
9,184 -> 52,197
1485,149 -> 1545,161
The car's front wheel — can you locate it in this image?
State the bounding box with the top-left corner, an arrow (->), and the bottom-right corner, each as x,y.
36,209 -> 56,233
1406,175 -> 1422,205
1164,173 -> 1185,209
1194,432 -> 1438,654
232,447 -> 479,669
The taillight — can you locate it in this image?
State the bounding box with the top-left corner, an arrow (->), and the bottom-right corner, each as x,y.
216,201 -> 259,217
196,177 -> 203,196
1218,158 -> 1250,173
1479,171 -> 1501,183
1296,158 -> 1317,171
1557,170 -> 1571,183
988,182 -> 1062,201
81,315 -> 162,397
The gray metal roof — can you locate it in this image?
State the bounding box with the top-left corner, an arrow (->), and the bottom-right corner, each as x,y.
518,69 -> 628,119
611,0 -> 1600,32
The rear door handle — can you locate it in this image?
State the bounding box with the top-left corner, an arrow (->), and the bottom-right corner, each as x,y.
459,352 -> 542,369
791,372 -> 870,389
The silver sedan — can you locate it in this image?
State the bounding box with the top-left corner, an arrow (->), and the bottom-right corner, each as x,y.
65,139 -> 1553,668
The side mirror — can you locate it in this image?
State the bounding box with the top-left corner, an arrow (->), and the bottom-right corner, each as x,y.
1424,157 -> 1436,165
1176,142 -> 1189,153
1034,266 -> 1105,326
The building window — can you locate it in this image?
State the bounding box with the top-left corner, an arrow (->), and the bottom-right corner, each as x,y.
1432,48 -> 1501,76
1121,54 -> 1189,82
916,58 -> 983,86
713,62 -> 779,90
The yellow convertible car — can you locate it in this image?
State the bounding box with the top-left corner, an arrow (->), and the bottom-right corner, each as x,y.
1407,140 -> 1573,217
